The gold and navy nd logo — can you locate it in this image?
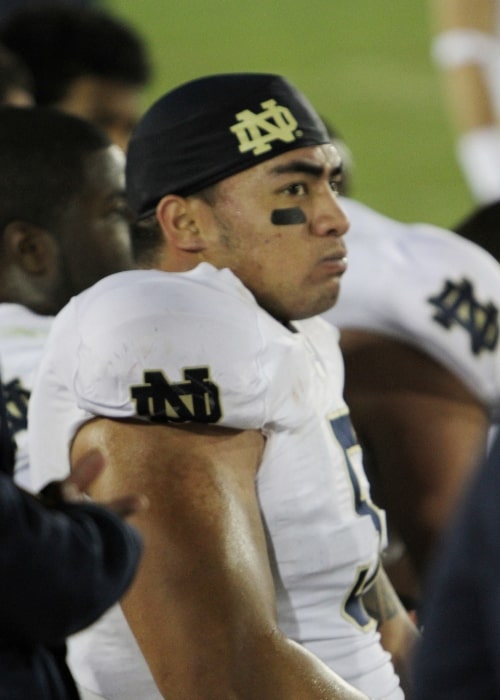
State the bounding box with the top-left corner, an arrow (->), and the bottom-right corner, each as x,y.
230,99 -> 299,156
130,367 -> 222,423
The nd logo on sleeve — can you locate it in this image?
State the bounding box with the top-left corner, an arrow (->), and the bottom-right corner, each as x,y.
2,378 -> 30,436
427,277 -> 499,355
131,367 -> 222,423
230,99 -> 300,156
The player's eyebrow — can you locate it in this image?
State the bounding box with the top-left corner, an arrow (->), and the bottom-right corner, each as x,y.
269,160 -> 343,179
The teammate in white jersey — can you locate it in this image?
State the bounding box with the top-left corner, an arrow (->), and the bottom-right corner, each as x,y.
28,73 -> 418,699
323,195 -> 500,605
0,304 -> 52,486
0,106 -> 133,488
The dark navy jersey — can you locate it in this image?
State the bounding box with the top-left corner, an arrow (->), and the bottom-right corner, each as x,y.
414,433 -> 500,698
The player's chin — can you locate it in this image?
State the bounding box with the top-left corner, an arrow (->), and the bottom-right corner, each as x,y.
294,283 -> 341,320
321,277 -> 344,309
318,291 -> 341,315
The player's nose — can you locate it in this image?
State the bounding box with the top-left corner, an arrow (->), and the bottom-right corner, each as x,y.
313,190 -> 350,237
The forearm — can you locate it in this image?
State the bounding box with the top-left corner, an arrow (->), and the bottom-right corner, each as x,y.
233,636 -> 369,700
126,611 -> 368,700
429,1 -> 497,132
160,648 -> 369,699
122,541 -> 369,700
243,635 -> 370,700
363,566 -> 419,699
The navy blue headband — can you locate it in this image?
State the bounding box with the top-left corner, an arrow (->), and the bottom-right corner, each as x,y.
126,73 -> 330,218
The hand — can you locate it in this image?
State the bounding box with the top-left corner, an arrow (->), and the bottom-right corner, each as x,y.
41,450 -> 148,519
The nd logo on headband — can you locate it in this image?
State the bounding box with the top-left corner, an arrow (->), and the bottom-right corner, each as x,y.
230,99 -> 299,156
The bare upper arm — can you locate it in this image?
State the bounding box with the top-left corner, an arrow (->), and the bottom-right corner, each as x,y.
340,329 -> 489,571
71,418 -> 273,693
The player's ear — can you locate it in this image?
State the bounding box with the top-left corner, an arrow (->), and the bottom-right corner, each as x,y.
2,221 -> 55,274
156,194 -> 206,252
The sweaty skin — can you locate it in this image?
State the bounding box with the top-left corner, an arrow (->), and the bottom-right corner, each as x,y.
271,207 -> 307,225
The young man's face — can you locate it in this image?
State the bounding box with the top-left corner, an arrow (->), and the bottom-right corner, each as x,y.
56,76 -> 144,153
54,144 -> 133,302
198,143 -> 350,322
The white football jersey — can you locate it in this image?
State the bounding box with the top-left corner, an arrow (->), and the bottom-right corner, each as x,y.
325,198 -> 500,419
28,262 -> 401,700
0,303 -> 53,489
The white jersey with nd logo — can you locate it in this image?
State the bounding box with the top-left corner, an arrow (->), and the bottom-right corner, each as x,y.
325,197 -> 500,419
28,263 -> 402,700
0,303 -> 53,489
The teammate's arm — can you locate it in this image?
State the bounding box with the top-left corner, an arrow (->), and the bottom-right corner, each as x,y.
363,565 -> 419,700
430,0 -> 494,132
0,450 -> 143,646
71,417 -> 368,700
429,0 -> 500,201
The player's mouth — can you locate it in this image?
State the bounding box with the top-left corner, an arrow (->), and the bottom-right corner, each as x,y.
319,252 -> 348,276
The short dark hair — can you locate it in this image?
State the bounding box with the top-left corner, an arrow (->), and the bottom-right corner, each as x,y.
130,184 -> 222,267
0,4 -> 151,104
129,215 -> 164,267
0,106 -> 110,233
0,41 -> 32,102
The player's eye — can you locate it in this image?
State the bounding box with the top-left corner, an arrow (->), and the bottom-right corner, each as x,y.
283,182 -> 307,196
329,179 -> 341,195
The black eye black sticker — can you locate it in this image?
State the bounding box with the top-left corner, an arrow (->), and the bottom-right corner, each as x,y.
271,207 -> 307,225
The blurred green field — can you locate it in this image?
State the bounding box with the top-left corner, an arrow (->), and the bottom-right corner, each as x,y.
104,0 -> 474,228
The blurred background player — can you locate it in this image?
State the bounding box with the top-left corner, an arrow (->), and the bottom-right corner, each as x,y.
321,121 -> 500,611
0,3 -> 152,151
0,107 -> 134,488
429,0 -> 500,207
0,40 -> 33,105
0,0 -> 94,22
413,427 -> 500,699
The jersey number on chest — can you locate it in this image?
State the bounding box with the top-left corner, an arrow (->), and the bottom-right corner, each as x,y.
329,413 -> 385,630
